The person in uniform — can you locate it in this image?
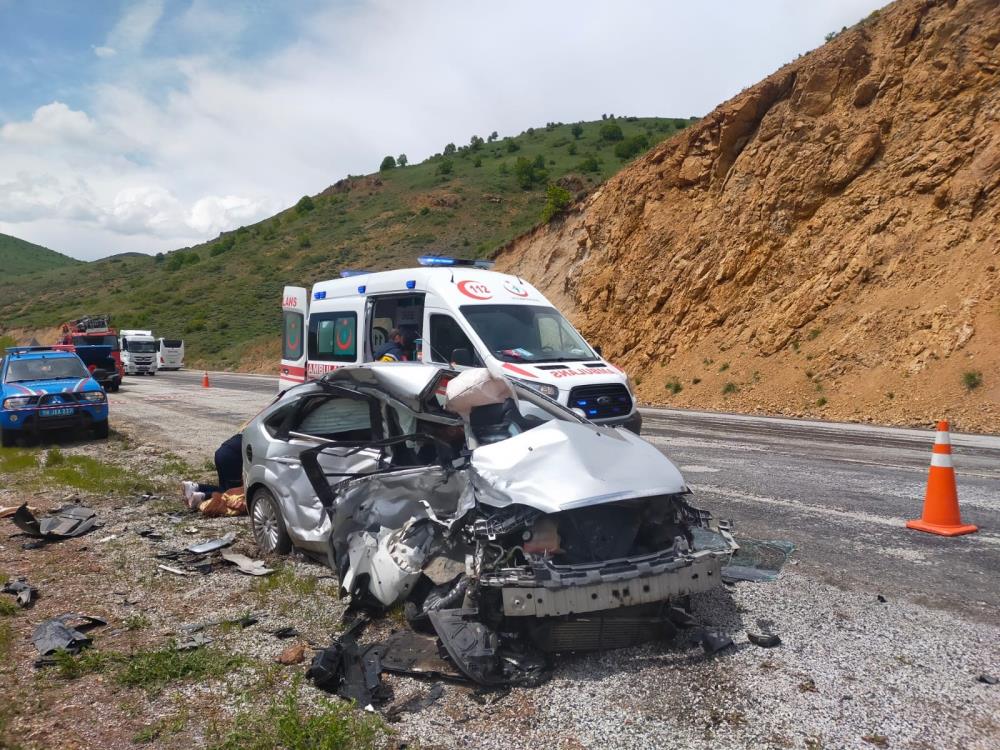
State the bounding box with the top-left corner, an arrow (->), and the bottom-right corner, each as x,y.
374,328 -> 408,362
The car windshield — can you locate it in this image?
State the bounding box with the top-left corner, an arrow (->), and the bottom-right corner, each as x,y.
460,304 -> 596,363
127,341 -> 157,353
6,357 -> 89,382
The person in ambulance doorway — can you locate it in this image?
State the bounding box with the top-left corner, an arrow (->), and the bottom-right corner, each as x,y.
374,328 -> 410,362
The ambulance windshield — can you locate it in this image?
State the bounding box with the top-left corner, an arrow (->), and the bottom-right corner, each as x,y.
460,304 -> 597,363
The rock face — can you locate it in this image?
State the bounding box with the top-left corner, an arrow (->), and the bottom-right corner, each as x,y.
496,0 -> 1000,432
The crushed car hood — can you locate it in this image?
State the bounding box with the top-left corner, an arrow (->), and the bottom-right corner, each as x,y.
470,420 -> 687,513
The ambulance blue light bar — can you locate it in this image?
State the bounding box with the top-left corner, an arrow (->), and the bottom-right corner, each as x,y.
406,280 -> 416,289
314,291 -> 327,300
339,270 -> 369,277
417,256 -> 495,269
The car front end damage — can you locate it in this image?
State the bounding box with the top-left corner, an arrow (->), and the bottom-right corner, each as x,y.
299,371 -> 736,686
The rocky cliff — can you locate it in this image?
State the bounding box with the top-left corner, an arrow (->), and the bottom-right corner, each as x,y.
496,0 -> 1000,432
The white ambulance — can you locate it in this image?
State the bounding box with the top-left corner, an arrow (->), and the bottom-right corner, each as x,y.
279,257 -> 641,432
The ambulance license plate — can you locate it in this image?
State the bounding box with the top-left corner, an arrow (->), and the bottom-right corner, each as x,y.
40,407 -> 74,418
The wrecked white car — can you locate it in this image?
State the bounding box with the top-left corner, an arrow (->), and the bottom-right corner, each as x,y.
243,363 -> 736,684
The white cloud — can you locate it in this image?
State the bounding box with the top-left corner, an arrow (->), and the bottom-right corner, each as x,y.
1,102 -> 96,144
188,195 -> 274,235
105,0 -> 164,55
94,45 -> 117,59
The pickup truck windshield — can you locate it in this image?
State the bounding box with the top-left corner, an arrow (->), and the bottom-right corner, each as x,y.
460,304 -> 597,363
126,341 -> 157,353
6,357 -> 90,382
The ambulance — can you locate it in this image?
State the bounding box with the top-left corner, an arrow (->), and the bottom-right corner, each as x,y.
279,257 -> 642,432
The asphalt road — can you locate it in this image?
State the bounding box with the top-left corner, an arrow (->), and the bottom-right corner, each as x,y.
118,369 -> 1000,621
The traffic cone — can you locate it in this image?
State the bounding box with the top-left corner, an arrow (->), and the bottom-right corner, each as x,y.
906,420 -> 977,537
202,371 -> 210,388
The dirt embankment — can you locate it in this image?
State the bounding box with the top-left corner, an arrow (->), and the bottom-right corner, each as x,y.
496,0 -> 1000,433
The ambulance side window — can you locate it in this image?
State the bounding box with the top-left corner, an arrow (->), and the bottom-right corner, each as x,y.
428,314 -> 477,365
309,312 -> 358,362
282,311 -> 304,360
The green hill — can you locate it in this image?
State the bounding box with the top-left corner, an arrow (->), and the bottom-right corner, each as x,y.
0,233 -> 79,277
0,116 -> 694,369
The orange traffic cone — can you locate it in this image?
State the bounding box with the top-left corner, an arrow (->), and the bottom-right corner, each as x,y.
906,420 -> 977,537
202,371 -> 210,388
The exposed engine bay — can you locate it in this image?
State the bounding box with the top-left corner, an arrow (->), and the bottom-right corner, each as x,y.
299,368 -> 737,685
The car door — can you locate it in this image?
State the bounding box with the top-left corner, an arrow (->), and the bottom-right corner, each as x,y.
266,391 -> 382,550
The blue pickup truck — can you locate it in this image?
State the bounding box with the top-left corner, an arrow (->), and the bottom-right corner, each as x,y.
1,346 -> 110,447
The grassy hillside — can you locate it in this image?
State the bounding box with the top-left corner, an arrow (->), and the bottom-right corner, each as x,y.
0,232 -> 79,277
0,117 -> 693,368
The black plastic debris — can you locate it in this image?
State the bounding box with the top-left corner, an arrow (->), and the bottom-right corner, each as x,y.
12,503 -> 98,541
385,683 -> 445,721
185,532 -> 236,555
698,628 -> 735,655
375,630 -> 464,680
32,614 -> 107,664
306,622 -> 389,709
273,627 -> 300,639
978,674 -> 998,685
137,528 -> 164,540
748,632 -> 782,648
2,578 -> 37,608
877,594 -> 888,603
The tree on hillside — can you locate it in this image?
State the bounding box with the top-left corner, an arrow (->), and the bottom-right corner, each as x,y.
541,184 -> 573,222
470,134 -> 484,151
380,155 -> 396,171
599,122 -> 624,142
443,142 -> 457,156
295,195 -> 315,214
397,153 -> 408,166
613,133 -> 649,160
437,159 -> 453,176
487,131 -> 498,142
571,123 -> 583,139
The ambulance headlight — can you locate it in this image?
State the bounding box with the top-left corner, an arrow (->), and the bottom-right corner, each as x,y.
80,391 -> 107,403
510,378 -> 558,400
3,397 -> 31,409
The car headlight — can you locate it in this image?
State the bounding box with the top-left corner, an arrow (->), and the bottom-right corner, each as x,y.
509,377 -> 559,400
3,397 -> 31,409
80,391 -> 107,403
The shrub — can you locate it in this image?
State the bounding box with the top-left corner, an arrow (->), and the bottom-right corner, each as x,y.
962,371 -> 983,391
436,159 -> 453,176
571,123 -> 583,139
567,143 -> 577,155
505,139 -> 519,153
513,157 -> 546,189
816,397 -> 828,407
614,134 -> 649,160
692,377 -> 702,385
577,155 -> 599,173
599,122 -> 624,142
297,233 -> 311,248
807,328 -> 822,340
419,206 -> 430,216
397,153 -> 407,167
719,362 -> 730,372
722,382 -> 738,395
666,378 -> 683,395
379,155 -> 396,171
443,143 -> 456,156
473,157 -> 482,168
469,135 -> 484,151
541,184 -> 572,222
154,253 -> 164,263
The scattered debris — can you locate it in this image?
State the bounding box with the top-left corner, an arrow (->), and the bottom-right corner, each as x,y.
176,633 -> 213,651
374,630 -> 464,680
0,505 -> 37,519
229,614 -> 259,629
799,678 -> 819,693
276,642 -> 307,665
32,614 -> 107,663
698,628 -> 735,655
862,734 -> 890,748
719,537 -> 796,583
272,626 -> 300,639
307,622 -> 388,710
748,632 -> 782,648
877,595 -> 888,603
385,683 -> 445,720
157,564 -> 194,577
977,674 -> 998,685
2,578 -> 38,608
137,528 -> 164,540
185,532 -> 236,555
12,503 -> 99,541
96,534 -> 118,543
220,550 -> 274,576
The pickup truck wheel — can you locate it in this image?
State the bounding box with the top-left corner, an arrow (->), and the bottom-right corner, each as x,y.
250,488 -> 292,555
1,429 -> 16,448
92,421 -> 109,440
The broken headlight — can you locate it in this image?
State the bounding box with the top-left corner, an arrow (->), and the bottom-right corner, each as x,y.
3,396 -> 31,409
509,377 -> 558,400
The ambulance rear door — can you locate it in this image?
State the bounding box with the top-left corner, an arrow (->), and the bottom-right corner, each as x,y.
280,286 -> 307,389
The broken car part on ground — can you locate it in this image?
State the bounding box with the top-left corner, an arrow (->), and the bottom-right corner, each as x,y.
245,364 -> 740,686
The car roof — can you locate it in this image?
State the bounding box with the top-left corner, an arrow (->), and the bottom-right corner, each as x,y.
321,362 -> 449,411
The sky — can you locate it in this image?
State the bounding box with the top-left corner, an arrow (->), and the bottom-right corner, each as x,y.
0,0 -> 887,261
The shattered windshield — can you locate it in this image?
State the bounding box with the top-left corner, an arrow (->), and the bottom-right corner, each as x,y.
460,304 -> 596,363
6,357 -> 89,382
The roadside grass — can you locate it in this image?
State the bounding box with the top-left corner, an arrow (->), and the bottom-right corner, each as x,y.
0,620 -> 13,660
0,448 -> 37,473
0,599 -> 18,617
253,565 -> 319,600
209,678 -> 386,750
962,371 -> 982,391
39,453 -> 140,494
133,709 -> 190,744
123,613 -> 151,631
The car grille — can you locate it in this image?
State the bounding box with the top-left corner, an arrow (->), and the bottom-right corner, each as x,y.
527,604 -> 677,652
568,384 -> 632,420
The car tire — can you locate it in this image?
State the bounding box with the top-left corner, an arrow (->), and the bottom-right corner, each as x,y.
93,421 -> 109,440
1,428 -> 15,448
250,487 -> 292,555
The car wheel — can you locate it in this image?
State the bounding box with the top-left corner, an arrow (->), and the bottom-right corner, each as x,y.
1,428 -> 15,448
92,421 -> 109,439
250,488 -> 292,555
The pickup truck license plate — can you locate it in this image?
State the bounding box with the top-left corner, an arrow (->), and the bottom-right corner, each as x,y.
40,407 -> 74,418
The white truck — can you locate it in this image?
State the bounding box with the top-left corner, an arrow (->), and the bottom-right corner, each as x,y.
157,338 -> 184,370
280,256 -> 641,432
119,330 -> 159,376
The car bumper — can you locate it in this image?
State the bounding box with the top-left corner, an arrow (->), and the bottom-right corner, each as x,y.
593,409 -> 642,434
1,404 -> 108,433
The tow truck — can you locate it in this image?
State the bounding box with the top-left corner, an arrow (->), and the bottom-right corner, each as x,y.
60,315 -> 124,385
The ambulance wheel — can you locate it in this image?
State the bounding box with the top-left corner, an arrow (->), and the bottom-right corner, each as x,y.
1,428 -> 15,448
250,488 -> 292,555
93,421 -> 109,440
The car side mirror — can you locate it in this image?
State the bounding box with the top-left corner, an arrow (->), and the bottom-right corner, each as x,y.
450,348 -> 474,367
594,345 -> 603,357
